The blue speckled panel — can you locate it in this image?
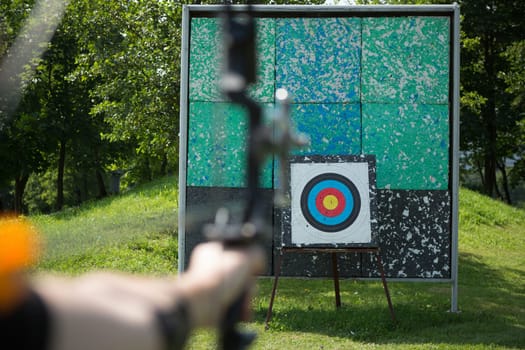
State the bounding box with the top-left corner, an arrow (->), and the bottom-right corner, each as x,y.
291,103 -> 361,156
276,18 -> 361,103
272,103 -> 361,189
187,102 -> 273,188
362,103 -> 449,190
361,17 -> 450,104
189,17 -> 275,103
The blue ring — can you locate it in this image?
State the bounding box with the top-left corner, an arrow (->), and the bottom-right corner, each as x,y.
306,180 -> 354,226
300,173 -> 361,232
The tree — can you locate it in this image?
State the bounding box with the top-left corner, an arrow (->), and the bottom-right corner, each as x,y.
1,0 -> 119,212
0,0 -> 60,213
72,0 -> 183,182
0,0 -> 36,124
460,0 -> 525,202
501,40 -> 525,191
0,86 -> 52,213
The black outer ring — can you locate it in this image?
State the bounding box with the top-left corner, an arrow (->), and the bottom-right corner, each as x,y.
300,173 -> 361,233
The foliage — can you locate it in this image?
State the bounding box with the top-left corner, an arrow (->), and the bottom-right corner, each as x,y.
0,0 -> 36,122
501,41 -> 525,187
3,0 -> 525,214
0,0 -> 35,57
459,0 -> 525,202
24,169 -> 59,214
1,0 -> 182,213
71,0 -> 181,177
502,40 -> 525,109
0,0 -> 57,212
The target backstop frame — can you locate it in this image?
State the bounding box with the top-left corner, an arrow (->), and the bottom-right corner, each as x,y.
178,4 -> 460,312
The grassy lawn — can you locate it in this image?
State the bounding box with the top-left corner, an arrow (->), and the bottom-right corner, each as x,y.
30,177 -> 525,349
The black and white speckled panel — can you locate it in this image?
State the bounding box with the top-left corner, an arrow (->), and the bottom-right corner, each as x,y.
275,190 -> 450,278
273,155 -> 376,277
184,187 -> 451,278
184,187 -> 274,275
362,189 -> 451,279
275,248 -> 363,278
273,208 -> 362,277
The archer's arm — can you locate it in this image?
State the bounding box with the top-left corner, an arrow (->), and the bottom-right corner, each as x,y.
2,242 -> 264,350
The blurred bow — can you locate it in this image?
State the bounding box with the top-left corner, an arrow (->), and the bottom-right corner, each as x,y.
203,2 -> 307,349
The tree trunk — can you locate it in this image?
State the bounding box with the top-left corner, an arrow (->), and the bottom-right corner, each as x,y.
483,156 -> 497,197
83,173 -> 89,202
56,139 -> 66,211
497,159 -> 513,205
482,35 -> 498,198
146,157 -> 152,181
96,169 -> 108,198
93,144 -> 107,198
160,152 -> 168,175
483,114 -> 497,197
14,173 -> 29,215
494,178 -> 503,200
476,157 -> 485,189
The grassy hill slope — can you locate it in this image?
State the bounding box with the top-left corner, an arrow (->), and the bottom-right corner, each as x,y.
30,180 -> 524,349
32,176 -> 178,274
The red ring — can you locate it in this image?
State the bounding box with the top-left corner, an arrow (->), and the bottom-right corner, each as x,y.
315,188 -> 346,217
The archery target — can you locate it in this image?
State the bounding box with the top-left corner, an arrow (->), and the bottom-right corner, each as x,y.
291,162 -> 372,245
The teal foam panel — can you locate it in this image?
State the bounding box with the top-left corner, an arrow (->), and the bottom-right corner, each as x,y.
276,17 -> 361,103
361,17 -> 450,105
188,15 -> 451,192
362,103 -> 449,190
189,17 -> 275,103
187,102 -> 273,188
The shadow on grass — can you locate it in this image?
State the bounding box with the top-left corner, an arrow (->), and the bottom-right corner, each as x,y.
255,252 -> 525,348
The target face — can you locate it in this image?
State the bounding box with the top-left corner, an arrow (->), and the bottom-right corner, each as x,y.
291,161 -> 373,245
300,173 -> 361,232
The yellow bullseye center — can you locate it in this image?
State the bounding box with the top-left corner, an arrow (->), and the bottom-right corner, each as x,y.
322,195 -> 339,210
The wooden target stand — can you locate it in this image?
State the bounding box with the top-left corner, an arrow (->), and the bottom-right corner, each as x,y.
265,245 -> 396,329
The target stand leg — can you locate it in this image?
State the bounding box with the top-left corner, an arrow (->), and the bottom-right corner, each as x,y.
374,249 -> 396,322
265,247 -> 396,327
331,253 -> 342,308
265,248 -> 284,329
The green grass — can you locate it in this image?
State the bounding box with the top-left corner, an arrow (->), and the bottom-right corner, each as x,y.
31,182 -> 525,349
31,176 -> 178,275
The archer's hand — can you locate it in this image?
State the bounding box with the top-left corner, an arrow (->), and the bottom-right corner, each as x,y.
177,242 -> 266,328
